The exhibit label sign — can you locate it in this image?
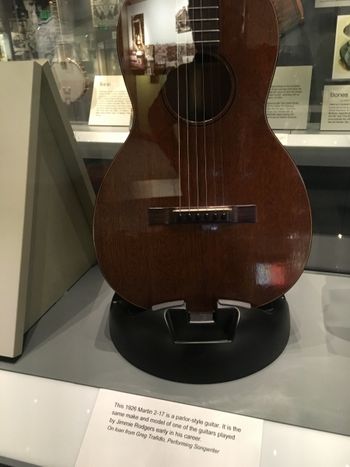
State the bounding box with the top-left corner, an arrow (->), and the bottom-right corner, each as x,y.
266,66 -> 312,130
321,84 -> 350,130
88,75 -> 132,126
75,389 -> 263,467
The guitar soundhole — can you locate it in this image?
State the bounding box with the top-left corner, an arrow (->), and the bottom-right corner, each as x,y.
163,53 -> 234,124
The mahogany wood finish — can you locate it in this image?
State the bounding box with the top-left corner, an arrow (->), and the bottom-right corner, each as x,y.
93,0 -> 312,313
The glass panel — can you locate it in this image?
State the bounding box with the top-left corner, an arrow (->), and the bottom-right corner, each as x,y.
1,0 -> 350,274
274,2 -> 350,273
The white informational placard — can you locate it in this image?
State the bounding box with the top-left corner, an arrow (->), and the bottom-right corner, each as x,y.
76,389 -> 263,467
88,75 -> 132,126
320,84 -> 350,130
266,66 -> 312,130
332,15 -> 350,80
315,0 -> 350,7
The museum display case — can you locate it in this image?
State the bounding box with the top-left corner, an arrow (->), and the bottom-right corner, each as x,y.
1,0 -> 350,466
1,0 -> 349,271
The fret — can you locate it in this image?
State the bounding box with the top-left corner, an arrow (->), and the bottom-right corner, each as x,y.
188,0 -> 220,49
192,29 -> 220,33
188,6 -> 219,10
189,0 -> 219,6
194,39 -> 220,43
188,18 -> 219,22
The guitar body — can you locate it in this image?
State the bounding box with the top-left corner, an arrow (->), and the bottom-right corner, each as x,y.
94,0 -> 311,312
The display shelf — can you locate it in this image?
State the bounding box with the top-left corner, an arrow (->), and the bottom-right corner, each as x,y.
73,124 -> 130,145
278,131 -> 350,148
73,124 -> 129,160
0,371 -> 98,467
74,125 -> 350,150
0,373 -> 350,467
0,266 -> 350,439
1,268 -> 350,465
73,123 -> 350,167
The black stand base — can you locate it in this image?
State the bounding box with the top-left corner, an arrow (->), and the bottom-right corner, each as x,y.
109,295 -> 290,384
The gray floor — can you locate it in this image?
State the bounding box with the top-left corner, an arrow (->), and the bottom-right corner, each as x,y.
1,266 -> 349,439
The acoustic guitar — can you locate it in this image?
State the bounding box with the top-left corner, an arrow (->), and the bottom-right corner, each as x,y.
93,0 -> 312,314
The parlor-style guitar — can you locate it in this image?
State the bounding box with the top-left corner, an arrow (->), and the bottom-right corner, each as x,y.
93,0 -> 312,314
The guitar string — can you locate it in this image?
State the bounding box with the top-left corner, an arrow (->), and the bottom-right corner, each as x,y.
218,0 -> 225,206
193,3 -> 200,208
186,2 -> 191,209
176,0 -> 182,210
201,0 -> 208,208
209,16 -> 217,207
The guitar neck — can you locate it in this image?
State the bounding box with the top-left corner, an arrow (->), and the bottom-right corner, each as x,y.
188,0 -> 220,51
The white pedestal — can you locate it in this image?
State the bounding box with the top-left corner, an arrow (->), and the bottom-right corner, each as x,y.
0,61 -> 96,358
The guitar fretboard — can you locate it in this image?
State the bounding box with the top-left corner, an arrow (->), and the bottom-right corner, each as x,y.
188,0 -> 220,48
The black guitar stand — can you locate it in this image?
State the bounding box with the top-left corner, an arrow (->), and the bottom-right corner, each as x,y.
109,294 -> 290,384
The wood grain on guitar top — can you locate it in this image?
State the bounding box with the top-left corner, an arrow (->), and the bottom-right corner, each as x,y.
93,0 -> 312,312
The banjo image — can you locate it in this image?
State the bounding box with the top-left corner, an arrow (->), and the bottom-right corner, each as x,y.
48,0 -> 88,104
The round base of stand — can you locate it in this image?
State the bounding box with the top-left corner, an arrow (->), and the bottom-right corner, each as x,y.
109,295 -> 290,384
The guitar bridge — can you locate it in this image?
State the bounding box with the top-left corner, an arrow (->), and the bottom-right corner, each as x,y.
148,205 -> 257,225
